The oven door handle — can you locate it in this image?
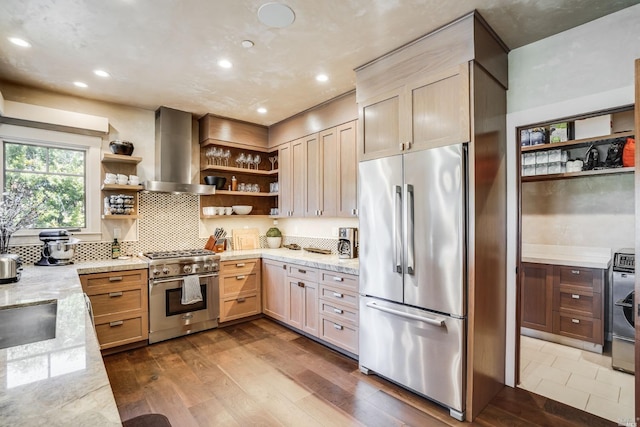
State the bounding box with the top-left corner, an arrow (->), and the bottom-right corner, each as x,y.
150,273 -> 218,286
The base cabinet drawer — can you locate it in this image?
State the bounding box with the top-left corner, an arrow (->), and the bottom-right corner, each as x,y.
220,294 -> 261,322
319,271 -> 358,291
319,285 -> 358,309
220,259 -> 259,275
81,269 -> 148,294
553,312 -> 602,344
319,316 -> 358,355
91,289 -> 143,318
220,273 -> 259,296
95,314 -> 147,349
319,300 -> 358,325
554,287 -> 601,318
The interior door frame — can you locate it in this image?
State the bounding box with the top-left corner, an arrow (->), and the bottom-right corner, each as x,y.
634,57 -> 639,422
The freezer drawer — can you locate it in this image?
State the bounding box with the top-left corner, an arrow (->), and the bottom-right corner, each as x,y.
358,296 -> 465,419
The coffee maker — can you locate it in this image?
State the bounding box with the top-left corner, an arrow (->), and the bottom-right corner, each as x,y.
338,227 -> 358,259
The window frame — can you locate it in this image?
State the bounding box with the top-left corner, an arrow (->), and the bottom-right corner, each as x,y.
0,124 -> 101,244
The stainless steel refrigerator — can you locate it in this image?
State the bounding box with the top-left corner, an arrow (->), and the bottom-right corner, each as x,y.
358,143 -> 467,421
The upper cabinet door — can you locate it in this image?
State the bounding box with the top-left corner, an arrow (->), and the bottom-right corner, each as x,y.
305,133 -> 321,217
336,121 -> 358,217
358,88 -> 405,162
290,137 -> 306,217
408,64 -> 470,151
278,142 -> 292,216
318,127 -> 337,217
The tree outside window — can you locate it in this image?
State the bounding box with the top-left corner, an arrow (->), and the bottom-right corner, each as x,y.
3,142 -> 86,229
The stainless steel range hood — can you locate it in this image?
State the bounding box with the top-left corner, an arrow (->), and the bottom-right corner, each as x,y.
144,106 -> 215,195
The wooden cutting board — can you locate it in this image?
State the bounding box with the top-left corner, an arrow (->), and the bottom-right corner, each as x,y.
232,228 -> 259,250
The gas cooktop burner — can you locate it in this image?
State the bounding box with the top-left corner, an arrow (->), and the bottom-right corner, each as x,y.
143,249 -> 216,260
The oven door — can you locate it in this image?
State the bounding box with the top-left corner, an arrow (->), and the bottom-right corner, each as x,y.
149,273 -> 219,343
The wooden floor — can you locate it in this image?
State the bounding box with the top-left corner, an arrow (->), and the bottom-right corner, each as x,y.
103,318 -> 616,426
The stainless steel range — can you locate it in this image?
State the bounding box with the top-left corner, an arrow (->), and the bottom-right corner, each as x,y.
144,249 -> 220,344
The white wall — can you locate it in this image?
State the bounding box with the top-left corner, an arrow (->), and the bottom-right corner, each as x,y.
505,4 -> 640,386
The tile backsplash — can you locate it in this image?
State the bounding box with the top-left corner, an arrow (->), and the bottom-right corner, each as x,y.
9,192 -> 339,264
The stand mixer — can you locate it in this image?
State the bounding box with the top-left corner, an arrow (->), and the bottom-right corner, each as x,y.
36,229 -> 79,266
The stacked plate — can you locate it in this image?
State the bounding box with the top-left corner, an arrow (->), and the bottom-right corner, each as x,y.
104,194 -> 135,215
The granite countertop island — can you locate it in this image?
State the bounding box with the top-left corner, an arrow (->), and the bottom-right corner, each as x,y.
0,257 -> 147,427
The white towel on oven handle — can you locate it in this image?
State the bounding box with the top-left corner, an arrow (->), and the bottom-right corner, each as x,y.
181,275 -> 203,305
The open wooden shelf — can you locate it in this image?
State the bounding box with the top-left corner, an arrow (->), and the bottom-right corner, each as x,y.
213,190 -> 277,197
101,214 -> 140,220
200,214 -> 274,219
522,166 -> 634,182
101,153 -> 143,164
521,131 -> 634,153
101,184 -> 144,191
201,165 -> 278,176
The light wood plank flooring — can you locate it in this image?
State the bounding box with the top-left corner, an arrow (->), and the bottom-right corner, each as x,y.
103,318 -> 616,426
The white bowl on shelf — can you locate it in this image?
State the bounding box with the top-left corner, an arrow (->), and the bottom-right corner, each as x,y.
232,205 -> 252,215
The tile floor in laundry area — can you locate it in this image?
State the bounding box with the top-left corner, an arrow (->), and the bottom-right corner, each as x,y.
519,335 -> 635,424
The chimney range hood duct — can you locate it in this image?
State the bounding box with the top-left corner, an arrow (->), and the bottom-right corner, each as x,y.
144,106 -> 215,195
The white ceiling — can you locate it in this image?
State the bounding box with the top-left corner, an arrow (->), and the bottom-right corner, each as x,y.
1,0 -> 638,126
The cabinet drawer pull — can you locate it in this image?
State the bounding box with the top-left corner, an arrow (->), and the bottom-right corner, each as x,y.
333,292 -> 343,298
109,320 -> 124,327
236,263 -> 245,267
236,275 -> 246,280
298,281 -> 305,288
108,291 -> 123,298
571,294 -> 580,299
333,308 -> 343,314
571,319 -> 580,324
298,269 -> 307,274
570,270 -> 580,275
333,276 -> 344,282
237,297 -> 246,303
333,323 -> 344,330
109,276 -> 123,282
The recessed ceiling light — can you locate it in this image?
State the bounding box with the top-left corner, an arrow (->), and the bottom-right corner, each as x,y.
257,107 -> 267,114
8,37 -> 31,48
73,81 -> 88,88
94,69 -> 110,78
241,40 -> 254,48
316,74 -> 329,82
218,59 -> 232,69
258,3 -> 296,28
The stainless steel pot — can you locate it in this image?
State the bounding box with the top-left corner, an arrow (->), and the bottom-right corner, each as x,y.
0,254 -> 23,283
45,238 -> 79,261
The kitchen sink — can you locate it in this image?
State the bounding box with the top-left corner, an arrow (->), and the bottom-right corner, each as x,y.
0,299 -> 57,350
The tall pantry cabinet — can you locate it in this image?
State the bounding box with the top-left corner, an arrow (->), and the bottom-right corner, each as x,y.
355,11 -> 508,420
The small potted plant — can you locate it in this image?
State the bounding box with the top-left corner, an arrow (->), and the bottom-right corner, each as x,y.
266,227 -> 282,249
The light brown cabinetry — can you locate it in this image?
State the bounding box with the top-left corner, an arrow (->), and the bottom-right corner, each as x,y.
307,121 -> 358,217
286,265 -> 318,336
358,64 -> 470,162
219,259 -> 261,323
261,258 -> 287,322
317,270 -> 359,355
278,137 -> 306,217
520,263 -> 554,333
80,268 -> 148,351
101,153 -> 143,220
521,263 -> 605,346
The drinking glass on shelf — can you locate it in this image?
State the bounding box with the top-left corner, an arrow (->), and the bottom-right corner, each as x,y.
252,184 -> 260,193
245,154 -> 253,169
254,154 -> 261,170
223,149 -> 231,166
215,147 -> 224,165
269,156 -> 278,170
238,183 -> 246,192
206,147 -> 214,165
236,153 -> 245,169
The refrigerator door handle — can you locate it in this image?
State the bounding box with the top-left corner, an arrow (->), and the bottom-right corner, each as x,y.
366,301 -> 445,327
406,183 -> 415,275
394,185 -> 403,273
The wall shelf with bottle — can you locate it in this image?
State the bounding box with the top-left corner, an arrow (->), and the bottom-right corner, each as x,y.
519,107 -> 635,182
101,153 -> 143,219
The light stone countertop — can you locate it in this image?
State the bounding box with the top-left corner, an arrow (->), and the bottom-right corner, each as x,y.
219,248 -> 359,275
0,257 -> 147,427
522,244 -> 612,269
0,250 -> 354,426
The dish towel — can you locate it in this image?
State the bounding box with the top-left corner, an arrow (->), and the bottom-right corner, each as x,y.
181,275 -> 203,305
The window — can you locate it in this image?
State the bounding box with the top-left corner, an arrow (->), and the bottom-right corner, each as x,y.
0,124 -> 101,240
4,142 -> 86,228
